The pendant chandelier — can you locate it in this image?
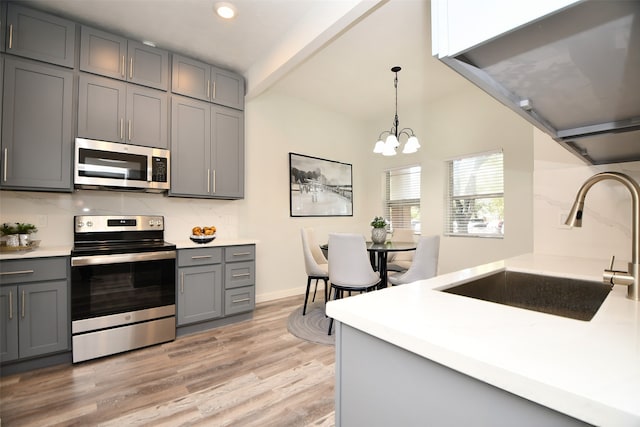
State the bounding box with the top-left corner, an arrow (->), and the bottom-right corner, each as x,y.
373,66 -> 420,156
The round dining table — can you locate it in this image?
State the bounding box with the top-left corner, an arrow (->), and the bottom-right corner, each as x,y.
320,241 -> 417,289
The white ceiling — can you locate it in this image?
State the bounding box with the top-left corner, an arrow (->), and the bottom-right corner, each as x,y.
20,0 -> 466,121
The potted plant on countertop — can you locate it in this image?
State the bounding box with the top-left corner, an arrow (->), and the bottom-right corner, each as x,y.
1,222 -> 19,247
16,222 -> 38,246
370,216 -> 389,244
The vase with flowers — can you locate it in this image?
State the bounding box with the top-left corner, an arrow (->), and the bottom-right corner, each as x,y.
370,216 -> 388,244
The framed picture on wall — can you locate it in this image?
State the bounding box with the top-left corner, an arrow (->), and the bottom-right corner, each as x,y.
289,152 -> 353,217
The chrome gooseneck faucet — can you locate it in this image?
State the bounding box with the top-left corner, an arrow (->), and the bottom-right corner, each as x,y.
565,171 -> 640,301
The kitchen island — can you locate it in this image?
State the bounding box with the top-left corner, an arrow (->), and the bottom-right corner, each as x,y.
325,253 -> 640,426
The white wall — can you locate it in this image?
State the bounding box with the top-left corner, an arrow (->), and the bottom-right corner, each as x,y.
533,128 -> 640,267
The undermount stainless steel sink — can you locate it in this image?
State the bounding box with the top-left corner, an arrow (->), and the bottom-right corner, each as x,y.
441,271 -> 612,321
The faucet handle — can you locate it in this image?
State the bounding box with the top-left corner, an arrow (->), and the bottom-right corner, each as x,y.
609,255 -> 616,270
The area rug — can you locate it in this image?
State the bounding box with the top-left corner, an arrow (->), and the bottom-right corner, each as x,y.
287,302 -> 335,346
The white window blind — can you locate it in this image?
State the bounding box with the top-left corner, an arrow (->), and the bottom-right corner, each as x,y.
385,165 -> 421,232
446,150 -> 504,238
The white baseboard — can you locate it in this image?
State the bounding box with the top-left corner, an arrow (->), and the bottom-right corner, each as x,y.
256,283 -> 327,304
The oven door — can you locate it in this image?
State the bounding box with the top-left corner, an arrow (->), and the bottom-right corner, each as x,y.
70,250 -> 176,324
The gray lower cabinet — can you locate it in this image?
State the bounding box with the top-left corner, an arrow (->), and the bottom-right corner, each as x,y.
177,245 -> 255,326
78,73 -> 168,148
177,247 -> 224,326
1,56 -> 73,191
0,257 -> 69,364
80,25 -> 169,91
5,4 -> 76,68
171,54 -> 244,110
170,95 -> 244,199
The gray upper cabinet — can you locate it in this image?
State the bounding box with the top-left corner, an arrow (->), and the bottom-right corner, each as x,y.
80,25 -> 169,91
1,57 -> 73,191
5,4 -> 76,68
170,95 -> 244,199
78,73 -> 168,148
172,54 -> 245,110
211,104 -> 244,198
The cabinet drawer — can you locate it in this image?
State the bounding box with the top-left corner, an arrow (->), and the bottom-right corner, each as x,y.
224,245 -> 255,262
178,247 -> 222,267
225,261 -> 254,289
224,286 -> 255,315
0,257 -> 67,285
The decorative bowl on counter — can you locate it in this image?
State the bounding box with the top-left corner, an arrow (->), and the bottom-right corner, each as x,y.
190,234 -> 216,244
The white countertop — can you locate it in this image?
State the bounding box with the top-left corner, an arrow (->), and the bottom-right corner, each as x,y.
0,245 -> 71,260
0,239 -> 258,260
326,253 -> 640,426
172,238 -> 258,249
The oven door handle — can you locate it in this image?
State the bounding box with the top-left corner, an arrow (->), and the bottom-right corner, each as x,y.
71,250 -> 176,266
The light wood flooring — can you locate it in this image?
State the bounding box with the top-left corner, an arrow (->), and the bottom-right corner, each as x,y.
0,295 -> 335,426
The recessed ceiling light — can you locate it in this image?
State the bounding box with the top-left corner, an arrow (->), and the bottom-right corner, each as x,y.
215,2 -> 237,19
142,40 -> 156,48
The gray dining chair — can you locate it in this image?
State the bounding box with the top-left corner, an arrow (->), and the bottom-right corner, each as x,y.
327,233 -> 381,335
300,228 -> 329,315
387,235 -> 440,286
386,228 -> 415,272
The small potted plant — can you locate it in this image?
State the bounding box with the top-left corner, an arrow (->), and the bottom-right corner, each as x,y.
0,222 -> 19,247
15,223 -> 37,246
370,216 -> 388,244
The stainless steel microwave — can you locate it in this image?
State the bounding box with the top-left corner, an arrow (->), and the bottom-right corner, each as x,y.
74,138 -> 170,192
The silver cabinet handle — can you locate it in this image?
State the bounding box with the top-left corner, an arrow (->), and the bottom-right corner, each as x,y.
212,169 -> 216,193
207,80 -> 210,99
232,273 -> 250,278
3,148 -> 7,182
191,255 -> 212,260
128,120 -> 132,141
120,118 -> 124,140
232,252 -> 251,256
21,290 -> 25,319
129,57 -> 133,79
207,169 -> 210,193
8,24 -> 13,49
121,55 -> 125,78
180,272 -> 184,294
212,80 -> 216,99
232,298 -> 250,303
0,269 -> 35,276
8,290 -> 13,320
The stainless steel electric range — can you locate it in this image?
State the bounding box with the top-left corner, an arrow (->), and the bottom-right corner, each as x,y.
70,215 -> 176,363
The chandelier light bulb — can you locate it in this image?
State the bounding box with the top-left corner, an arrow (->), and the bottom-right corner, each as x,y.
402,136 -> 420,153
373,139 -> 385,153
382,141 -> 397,156
385,134 -> 399,148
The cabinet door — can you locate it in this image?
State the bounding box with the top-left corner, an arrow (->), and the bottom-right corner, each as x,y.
128,40 -> 169,90
0,286 -> 19,363
171,55 -> 211,102
127,85 -> 168,148
78,73 -> 127,143
211,105 -> 244,199
6,4 -> 76,68
211,66 -> 244,110
177,264 -> 223,325
80,25 -> 127,80
1,57 -> 73,191
18,280 -> 69,359
170,95 -> 211,197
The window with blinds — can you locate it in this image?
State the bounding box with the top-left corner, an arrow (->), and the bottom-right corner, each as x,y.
446,150 -> 504,238
385,165 -> 421,232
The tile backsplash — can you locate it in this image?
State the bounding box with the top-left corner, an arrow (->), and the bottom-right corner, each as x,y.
0,190 -> 240,245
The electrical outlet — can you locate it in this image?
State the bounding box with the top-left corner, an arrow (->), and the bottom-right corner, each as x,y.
36,215 -> 48,227
558,211 -> 570,229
